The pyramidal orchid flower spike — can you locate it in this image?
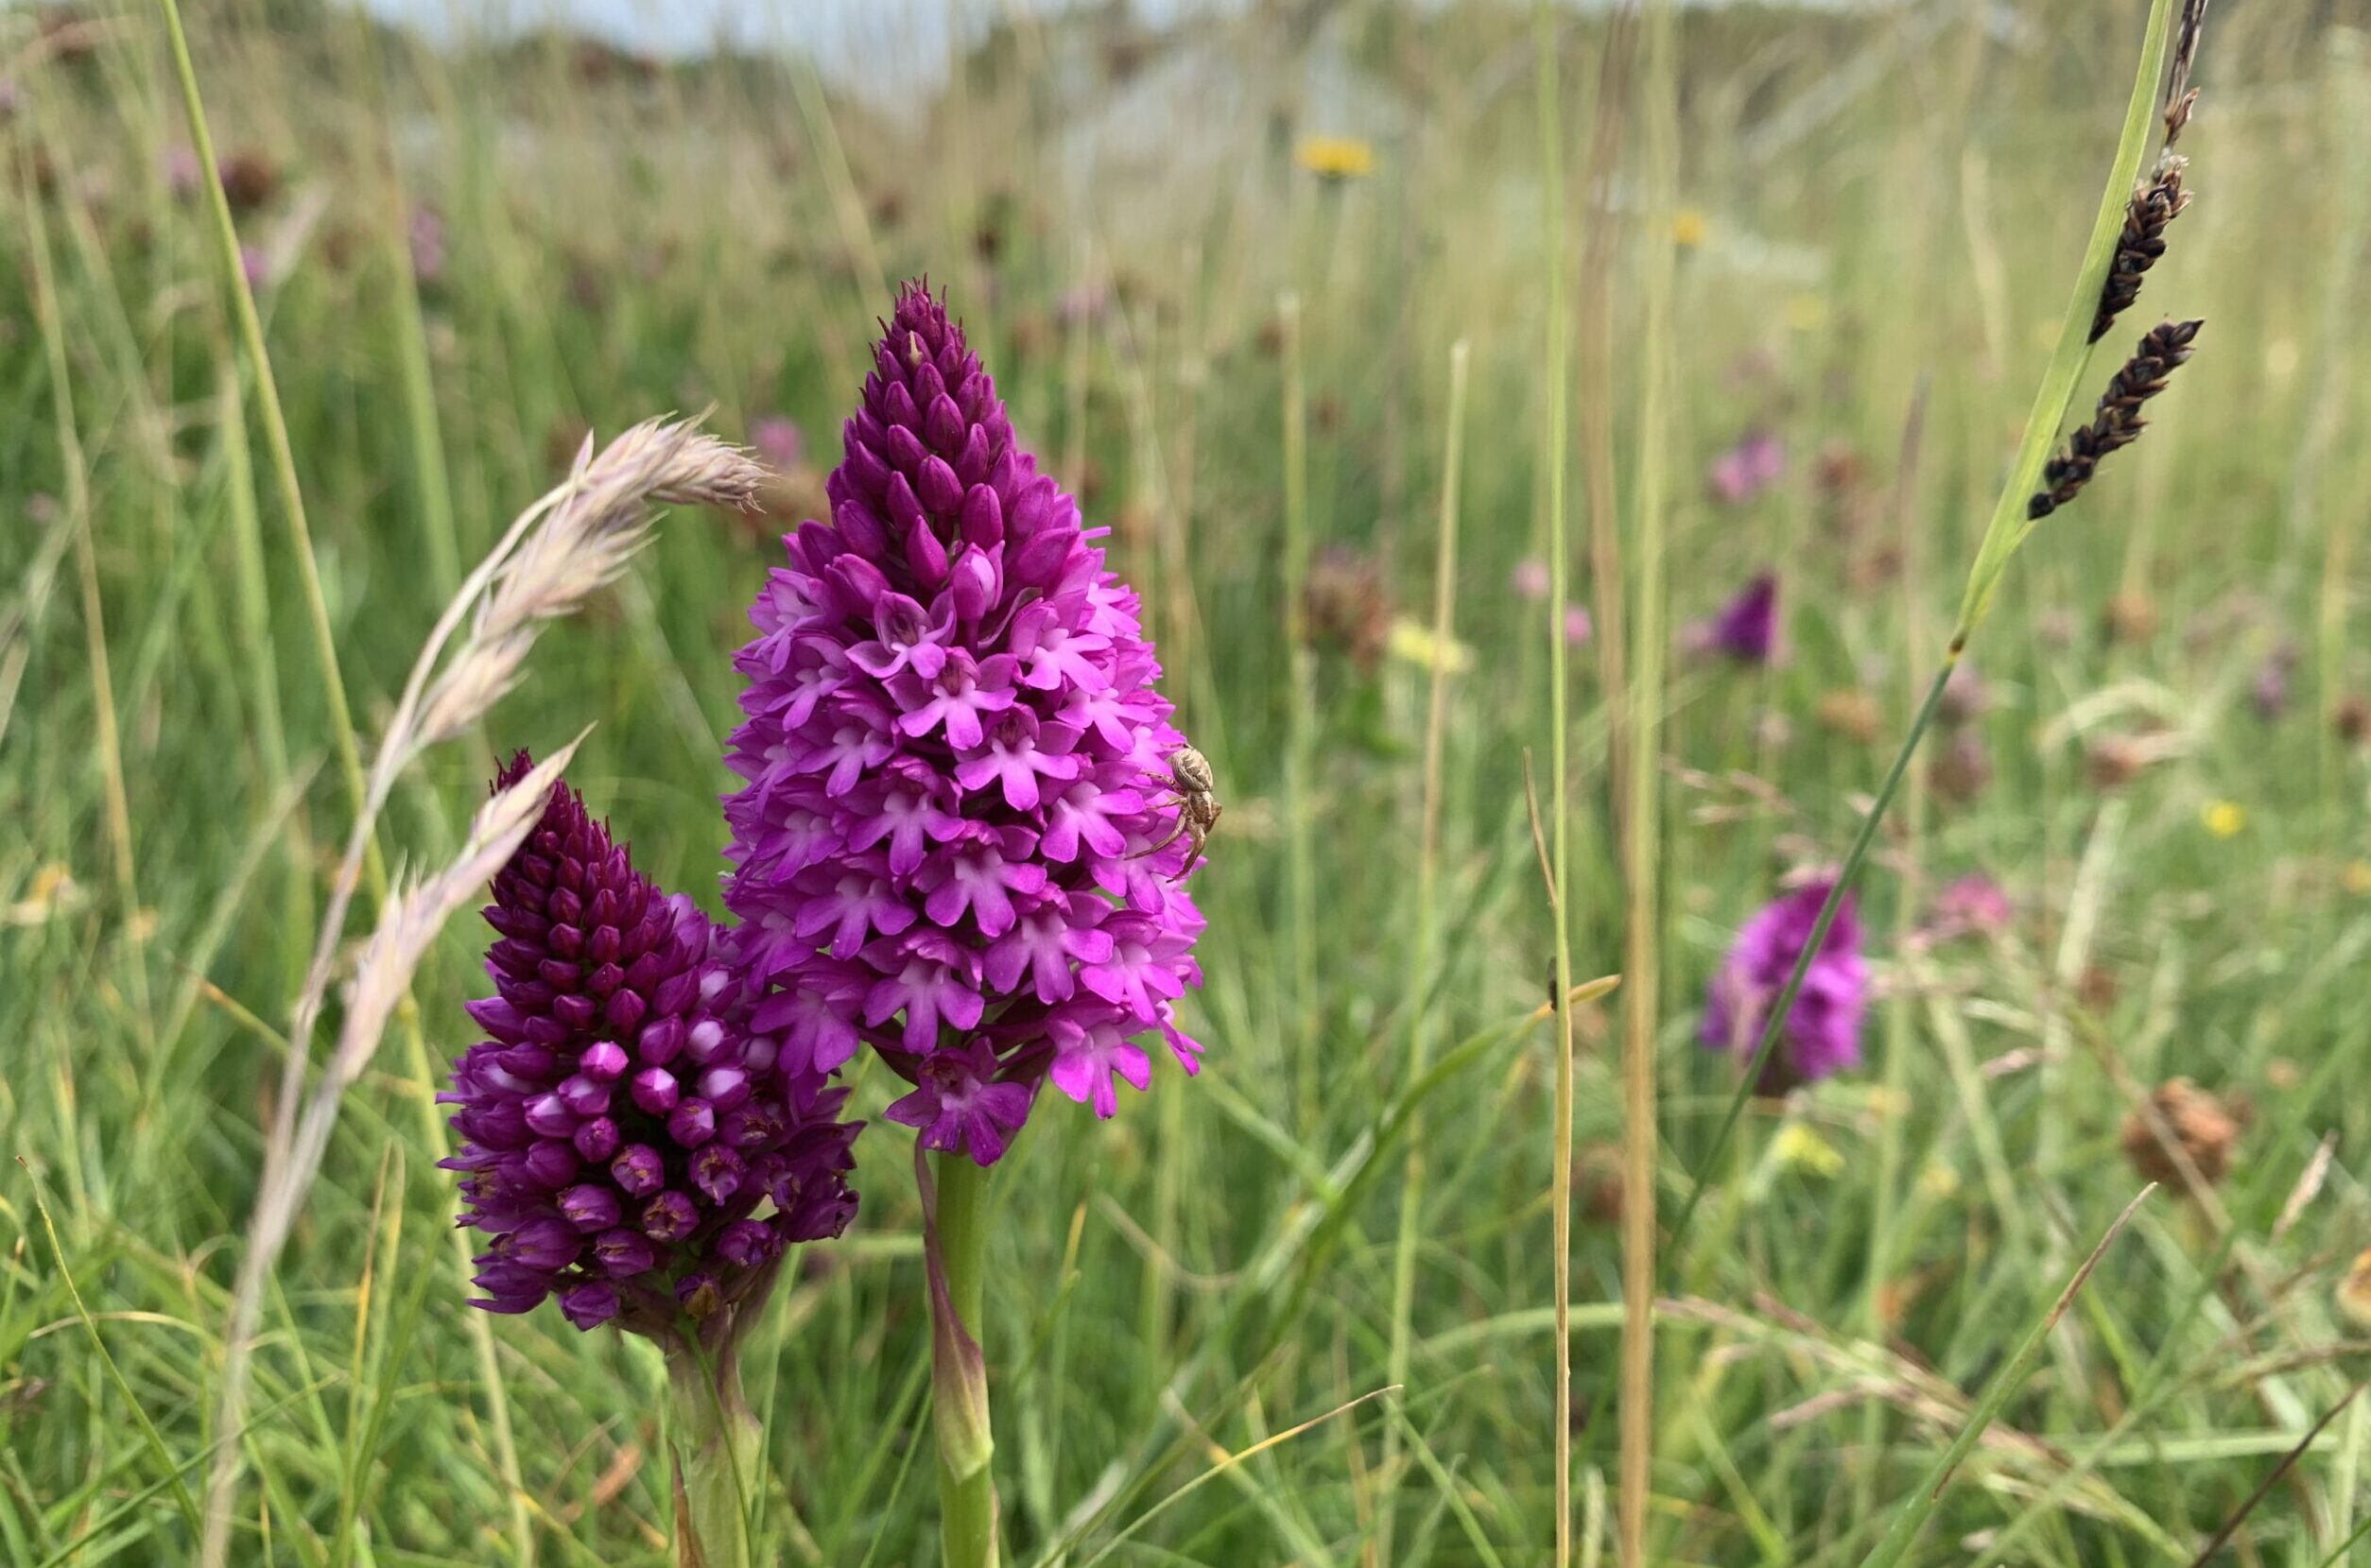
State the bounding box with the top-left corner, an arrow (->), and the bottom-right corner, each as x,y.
1701,880 -> 1867,1093
721,280 -> 1206,1147
722,281 -> 1208,1568
443,751 -> 859,1567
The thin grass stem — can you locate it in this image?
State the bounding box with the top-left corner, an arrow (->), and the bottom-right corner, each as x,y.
1531,9 -> 1578,1562
1377,337 -> 1469,1567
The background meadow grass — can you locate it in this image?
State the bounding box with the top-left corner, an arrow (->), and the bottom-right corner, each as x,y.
6,0 -> 2371,1562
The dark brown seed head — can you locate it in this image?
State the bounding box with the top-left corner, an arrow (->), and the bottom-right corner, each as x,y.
2090,160 -> 2190,344
2030,319 -> 2203,520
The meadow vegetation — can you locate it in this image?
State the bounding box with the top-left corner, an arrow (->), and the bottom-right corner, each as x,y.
5,0 -> 2371,1562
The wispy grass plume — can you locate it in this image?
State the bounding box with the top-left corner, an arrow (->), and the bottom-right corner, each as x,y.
201,741 -> 586,1564
201,419 -> 756,1566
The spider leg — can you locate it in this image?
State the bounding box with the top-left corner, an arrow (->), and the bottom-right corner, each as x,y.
1165,818 -> 1209,880
1130,818 -> 1187,861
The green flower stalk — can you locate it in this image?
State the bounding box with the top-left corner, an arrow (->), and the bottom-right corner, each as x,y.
924,1152 -> 999,1568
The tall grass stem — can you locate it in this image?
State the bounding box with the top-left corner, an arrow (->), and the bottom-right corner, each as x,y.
1531,8 -> 1579,1561
1378,337 -> 1469,1567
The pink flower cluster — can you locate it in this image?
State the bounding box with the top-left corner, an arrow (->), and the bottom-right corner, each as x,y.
720,283 -> 1205,1165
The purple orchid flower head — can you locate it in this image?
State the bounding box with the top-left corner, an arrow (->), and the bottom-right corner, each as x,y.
722,281 -> 1205,1166
1688,572 -> 1779,664
1928,874 -> 2014,941
1708,429 -> 1785,505
1701,879 -> 1867,1092
2252,644 -> 2299,722
1511,557 -> 1549,601
750,415 -> 805,472
408,204 -> 445,284
441,753 -> 859,1335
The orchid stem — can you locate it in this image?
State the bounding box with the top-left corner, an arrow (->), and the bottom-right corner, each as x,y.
928,1153 -> 1001,1568
665,1342 -> 761,1568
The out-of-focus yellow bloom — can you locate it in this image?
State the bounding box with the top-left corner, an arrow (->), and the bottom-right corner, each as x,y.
1295,136 -> 1376,181
1670,208 -> 1708,249
6,863 -> 83,926
1917,1161 -> 1960,1201
2344,860 -> 2371,896
2340,1246 -> 2371,1326
1772,1123 -> 1843,1179
1863,1086 -> 1911,1120
1386,616 -> 1472,675
1783,293 -> 1827,332
2201,800 -> 2245,838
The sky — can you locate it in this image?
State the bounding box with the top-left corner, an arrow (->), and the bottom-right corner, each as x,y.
351,0 -> 1250,68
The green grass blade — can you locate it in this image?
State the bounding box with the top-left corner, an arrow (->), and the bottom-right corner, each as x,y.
1857,1186 -> 2154,1568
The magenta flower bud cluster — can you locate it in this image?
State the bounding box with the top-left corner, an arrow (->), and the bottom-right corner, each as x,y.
1700,879 -> 1868,1091
721,282 -> 1205,1165
442,755 -> 859,1331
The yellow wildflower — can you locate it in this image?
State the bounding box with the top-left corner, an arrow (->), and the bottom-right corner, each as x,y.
2344,860 -> 2371,896
1771,1123 -> 1843,1179
2200,800 -> 2245,838
2340,1246 -> 2371,1327
1782,293 -> 1827,333
1916,1162 -> 1960,1201
1295,136 -> 1376,181
1386,616 -> 1472,675
6,864 -> 82,927
1670,208 -> 1708,249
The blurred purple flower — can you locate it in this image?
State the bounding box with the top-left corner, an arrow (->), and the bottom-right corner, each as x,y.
750,415 -> 805,472
163,144 -> 201,198
1708,430 -> 1785,505
1937,660 -> 1990,727
238,245 -> 269,291
408,204 -> 445,284
1054,283 -> 1111,328
1511,557 -> 1549,601
441,754 -> 859,1334
1927,874 -> 2013,941
1702,880 -> 1867,1090
1564,606 -> 1593,646
1688,573 -> 1778,664
2252,644 -> 2299,721
722,282 -> 1205,1167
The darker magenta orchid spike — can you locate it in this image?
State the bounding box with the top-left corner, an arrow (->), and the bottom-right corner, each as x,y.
720,281 -> 1206,1165
441,752 -> 859,1334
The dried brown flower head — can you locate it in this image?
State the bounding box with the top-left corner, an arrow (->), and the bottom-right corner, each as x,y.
1305,545 -> 1393,670
1930,728 -> 1992,803
2077,964 -> 2120,1014
216,149 -> 279,214
1816,689 -> 1883,745
1577,1143 -> 1625,1228
2103,591 -> 2158,645
2337,695 -> 2371,747
2120,1077 -> 2240,1190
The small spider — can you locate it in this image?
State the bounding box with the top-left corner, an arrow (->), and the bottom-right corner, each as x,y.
1131,745 -> 1220,877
